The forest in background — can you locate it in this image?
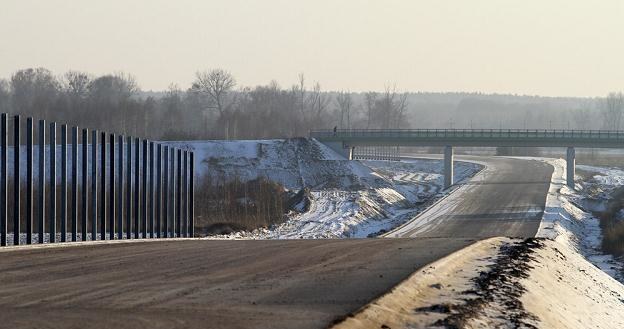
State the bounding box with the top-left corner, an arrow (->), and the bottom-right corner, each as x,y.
0,67 -> 622,142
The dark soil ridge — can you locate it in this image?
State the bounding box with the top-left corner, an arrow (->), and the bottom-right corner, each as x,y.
415,238 -> 545,329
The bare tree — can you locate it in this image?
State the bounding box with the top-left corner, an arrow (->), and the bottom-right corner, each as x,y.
335,91 -> 353,129
364,92 -> 377,129
308,82 -> 331,129
394,92 -> 408,128
63,71 -> 92,98
0,79 -> 9,112
602,92 -> 624,130
10,68 -> 60,117
192,69 -> 236,138
192,69 -> 236,118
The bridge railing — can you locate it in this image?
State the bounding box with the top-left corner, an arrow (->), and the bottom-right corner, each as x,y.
310,129 -> 624,140
1,113 -> 195,247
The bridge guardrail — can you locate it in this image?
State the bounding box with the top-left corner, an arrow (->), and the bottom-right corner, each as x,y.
310,129 -> 624,142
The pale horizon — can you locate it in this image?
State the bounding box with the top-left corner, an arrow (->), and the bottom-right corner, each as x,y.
1,0 -> 623,97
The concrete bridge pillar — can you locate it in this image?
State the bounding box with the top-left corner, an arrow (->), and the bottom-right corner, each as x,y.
444,146 -> 454,189
566,147 -> 575,188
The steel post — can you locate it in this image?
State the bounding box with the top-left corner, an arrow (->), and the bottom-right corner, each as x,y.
81,129 -> 88,241
100,132 -> 106,240
71,127 -> 77,242
126,136 -> 132,239
142,139 -> 147,238
1,114 -> 7,246
189,152 -> 194,238
134,138 -> 139,239
149,142 -> 154,238
163,146 -> 169,237
117,135 -> 123,239
13,116 -> 20,246
156,144 -> 162,238
49,122 -> 56,243
26,118 -> 33,244
61,125 -> 67,242
91,130 -> 98,240
176,149 -> 181,238
38,120 -> 45,244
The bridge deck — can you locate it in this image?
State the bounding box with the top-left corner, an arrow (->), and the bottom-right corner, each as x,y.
311,129 -> 624,148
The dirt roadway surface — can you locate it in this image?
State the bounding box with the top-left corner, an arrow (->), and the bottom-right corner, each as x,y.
391,156 -> 553,238
0,238 -> 475,329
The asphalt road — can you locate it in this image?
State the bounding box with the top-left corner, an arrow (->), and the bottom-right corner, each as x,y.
390,156 -> 553,238
0,238 -> 475,329
0,156 -> 554,328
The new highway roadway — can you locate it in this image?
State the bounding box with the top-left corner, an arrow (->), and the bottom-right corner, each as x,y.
0,156 -> 553,328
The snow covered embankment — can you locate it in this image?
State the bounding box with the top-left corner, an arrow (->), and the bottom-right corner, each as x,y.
169,139 -> 482,239
537,158 -> 624,281
335,238 -> 624,329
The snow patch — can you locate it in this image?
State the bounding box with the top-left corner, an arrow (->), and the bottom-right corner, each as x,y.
536,157 -> 624,281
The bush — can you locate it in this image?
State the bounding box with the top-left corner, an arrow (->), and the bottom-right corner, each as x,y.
194,176 -> 288,235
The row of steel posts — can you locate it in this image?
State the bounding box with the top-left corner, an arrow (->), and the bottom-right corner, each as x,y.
0,113 -> 195,246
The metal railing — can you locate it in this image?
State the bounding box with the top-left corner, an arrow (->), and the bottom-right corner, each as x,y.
311,128 -> 624,140
0,113 -> 195,247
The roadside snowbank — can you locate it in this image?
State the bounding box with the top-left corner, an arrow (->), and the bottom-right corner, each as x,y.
536,158 -> 624,281
521,239 -> 624,329
334,237 -> 624,329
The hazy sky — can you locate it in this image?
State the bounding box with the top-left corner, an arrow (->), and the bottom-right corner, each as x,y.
1,0 -> 623,96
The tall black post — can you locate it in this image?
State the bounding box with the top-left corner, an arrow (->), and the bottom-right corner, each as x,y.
126,136 -> 132,239
91,130 -> 98,240
0,113 -> 9,247
26,118 -> 33,245
117,135 -> 123,239
171,148 -> 176,237
156,144 -> 162,238
81,129 -> 88,241
38,120 -> 45,244
182,151 -> 188,237
49,123 -> 56,243
71,127 -> 78,242
163,146 -> 169,237
61,125 -> 67,242
176,149 -> 182,238
100,132 -> 106,241
190,152 -> 194,238
142,139 -> 148,238
13,115 -> 20,246
149,142 -> 154,238
134,138 -> 139,239
1,114 -> 7,246
109,134 -> 116,240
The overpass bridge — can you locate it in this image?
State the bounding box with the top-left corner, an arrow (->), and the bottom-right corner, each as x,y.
311,129 -> 624,189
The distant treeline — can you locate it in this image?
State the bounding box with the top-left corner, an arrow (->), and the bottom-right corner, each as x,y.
0,67 -> 622,141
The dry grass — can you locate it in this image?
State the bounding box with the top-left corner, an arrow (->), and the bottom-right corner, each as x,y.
193,176 -> 289,235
